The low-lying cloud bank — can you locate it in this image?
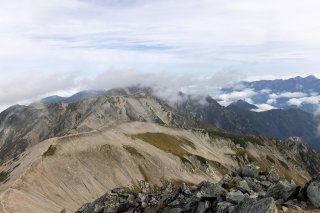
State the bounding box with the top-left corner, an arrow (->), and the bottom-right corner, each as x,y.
1,69 -> 320,115
0,69 -> 245,112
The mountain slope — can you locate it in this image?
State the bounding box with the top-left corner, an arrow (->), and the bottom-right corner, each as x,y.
175,96 -> 319,149
0,122 -> 319,213
0,93 -> 185,161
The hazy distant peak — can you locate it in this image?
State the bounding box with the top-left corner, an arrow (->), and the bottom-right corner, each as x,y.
228,99 -> 258,111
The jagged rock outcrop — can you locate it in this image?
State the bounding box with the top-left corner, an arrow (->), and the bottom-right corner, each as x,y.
76,164 -> 319,213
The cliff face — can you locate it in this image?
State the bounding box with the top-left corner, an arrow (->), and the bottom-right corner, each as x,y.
0,122 -> 319,213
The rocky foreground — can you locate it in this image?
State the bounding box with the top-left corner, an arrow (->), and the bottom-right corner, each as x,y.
76,164 -> 320,213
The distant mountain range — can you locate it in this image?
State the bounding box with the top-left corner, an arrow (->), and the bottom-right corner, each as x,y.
174,95 -> 319,149
221,75 -> 320,113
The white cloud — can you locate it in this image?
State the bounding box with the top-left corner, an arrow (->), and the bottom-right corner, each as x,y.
1,0 -> 320,77
287,96 -> 320,106
218,89 -> 256,106
0,69 -> 244,111
252,104 -> 276,112
2,0 -> 320,109
269,92 -> 307,99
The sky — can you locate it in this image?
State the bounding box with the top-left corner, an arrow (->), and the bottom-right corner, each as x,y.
1,0 -> 320,110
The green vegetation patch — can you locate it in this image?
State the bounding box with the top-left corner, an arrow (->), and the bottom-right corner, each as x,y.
43,145 -> 57,157
123,145 -> 145,159
205,129 -> 265,148
0,170 -> 10,183
131,133 -> 195,156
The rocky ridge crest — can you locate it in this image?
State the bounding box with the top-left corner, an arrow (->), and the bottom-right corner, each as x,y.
76,164 -> 320,213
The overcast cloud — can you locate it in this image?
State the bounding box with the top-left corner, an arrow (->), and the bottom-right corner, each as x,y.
1,0 -> 320,110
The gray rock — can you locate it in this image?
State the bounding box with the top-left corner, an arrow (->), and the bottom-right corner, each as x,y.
161,188 -> 181,205
158,182 -> 174,195
233,197 -> 277,213
266,171 -> 280,183
216,202 -> 234,213
181,183 -> 192,195
257,175 -> 267,181
266,181 -> 286,200
244,178 -> 264,192
139,180 -> 151,194
241,164 -> 259,178
196,182 -> 227,200
196,201 -> 211,213
226,190 -> 245,204
260,181 -> 272,188
307,179 -> 320,208
236,180 -> 252,194
281,184 -> 300,201
94,203 -> 104,213
161,207 -> 184,213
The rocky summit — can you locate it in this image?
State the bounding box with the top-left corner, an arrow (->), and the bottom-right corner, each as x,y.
76,164 -> 320,213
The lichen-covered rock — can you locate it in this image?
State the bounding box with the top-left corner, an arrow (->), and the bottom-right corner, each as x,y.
233,197 -> 277,213
236,180 -> 252,194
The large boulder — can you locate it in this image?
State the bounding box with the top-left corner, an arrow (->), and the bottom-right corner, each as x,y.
241,164 -> 260,178
266,181 -> 286,200
233,197 -> 277,213
196,181 -> 227,200
265,180 -> 300,201
282,184 -> 300,202
226,190 -> 245,204
307,178 -> 320,208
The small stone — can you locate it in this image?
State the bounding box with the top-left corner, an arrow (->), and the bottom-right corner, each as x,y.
257,175 -> 267,181
282,206 -> 288,212
138,180 -> 151,194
